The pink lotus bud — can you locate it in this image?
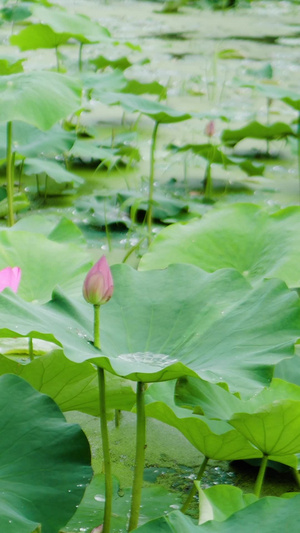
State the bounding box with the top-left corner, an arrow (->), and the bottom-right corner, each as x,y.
83,256 -> 114,306
205,120 -> 215,138
0,266 -> 21,293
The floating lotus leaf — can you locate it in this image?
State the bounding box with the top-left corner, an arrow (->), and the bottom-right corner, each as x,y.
139,204 -> 300,288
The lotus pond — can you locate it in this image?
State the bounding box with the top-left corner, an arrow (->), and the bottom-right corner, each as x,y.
0,0 -> 300,531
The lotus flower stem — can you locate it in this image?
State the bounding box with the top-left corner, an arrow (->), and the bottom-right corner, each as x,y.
6,121 -> 15,227
128,381 -> 146,531
78,42 -> 83,72
147,121 -> 159,245
181,455 -> 209,514
254,454 -> 268,497
293,468 -> 300,489
94,304 -> 113,533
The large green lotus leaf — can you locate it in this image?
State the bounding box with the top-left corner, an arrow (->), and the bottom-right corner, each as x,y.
32,4 -> 111,43
229,400 -> 300,457
0,264 -> 298,394
196,484 -> 257,524
0,122 -> 76,159
135,494 -> 300,532
0,71 -> 81,129
145,382 -> 261,460
0,374 -> 92,533
0,230 -> 91,302
252,84 -> 300,111
221,121 -> 296,147
23,157 -> 83,186
167,143 -> 265,176
96,92 -> 191,123
175,377 -> 300,419
176,377 -> 300,466
10,24 -> 70,50
0,57 -> 25,74
64,474 -> 182,532
12,215 -> 86,244
0,350 -> 135,415
139,204 -> 300,288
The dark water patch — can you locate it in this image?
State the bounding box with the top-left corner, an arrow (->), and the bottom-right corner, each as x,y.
214,32 -> 300,45
144,31 -> 192,41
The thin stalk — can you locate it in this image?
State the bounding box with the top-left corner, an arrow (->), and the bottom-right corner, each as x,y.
28,338 -> 34,361
122,235 -> 147,264
181,456 -> 209,514
114,409 -> 121,428
297,111 -> 300,202
55,46 -> 60,72
78,42 -> 83,72
44,176 -> 48,202
6,121 -> 15,227
94,305 -> 113,533
204,161 -> 212,199
104,200 -> 112,252
18,158 -> 24,191
254,454 -> 268,497
128,382 -> 146,532
147,121 -> 159,245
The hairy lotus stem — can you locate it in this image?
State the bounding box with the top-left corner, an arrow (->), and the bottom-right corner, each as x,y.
254,454 -> 268,498
28,338 -> 34,361
181,455 -> 209,514
147,121 -> 159,245
128,381 -> 146,531
94,304 -> 113,533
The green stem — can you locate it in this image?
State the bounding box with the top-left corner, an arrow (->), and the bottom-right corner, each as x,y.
297,111 -> 300,202
55,46 -> 60,72
128,382 -> 146,532
147,121 -> 159,246
181,456 -> 209,514
254,454 -> 268,497
122,235 -> 147,264
114,409 -> 121,428
94,305 -> 113,533
6,121 -> 14,227
28,338 -> 34,361
78,42 -> 83,72
204,161 -> 212,199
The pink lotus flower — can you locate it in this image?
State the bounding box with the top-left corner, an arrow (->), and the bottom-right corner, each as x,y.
83,256 -> 114,306
0,266 -> 21,293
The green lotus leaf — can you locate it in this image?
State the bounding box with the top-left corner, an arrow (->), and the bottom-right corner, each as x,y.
97,92 -> 191,123
167,143 -> 265,176
10,24 -> 70,50
196,484 -> 257,524
32,4 -> 111,43
139,204 -> 300,288
0,230 -> 91,302
0,57 -> 25,74
0,374 -> 92,533
221,121 -> 296,147
229,400 -> 300,457
63,474 -> 182,532
134,494 -> 300,532
0,264 -> 298,395
145,381 -> 261,460
0,122 -> 76,159
0,350 -> 135,415
0,71 -> 81,129
12,215 -> 86,244
23,157 -> 83,186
